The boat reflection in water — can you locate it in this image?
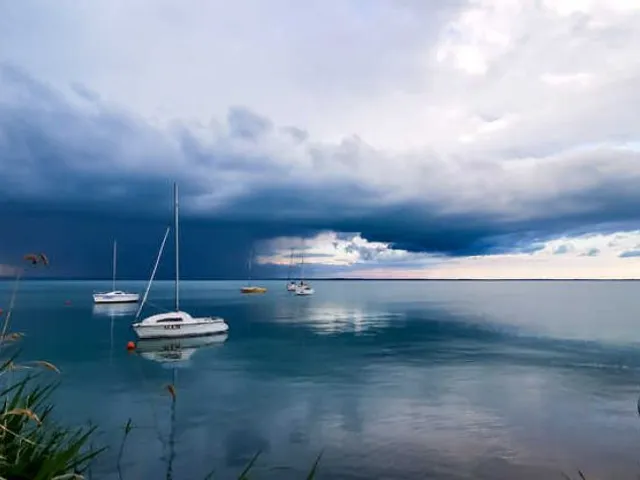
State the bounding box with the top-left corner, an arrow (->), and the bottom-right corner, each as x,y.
132,334 -> 228,479
92,302 -> 138,318
93,302 -> 139,364
135,334 -> 228,365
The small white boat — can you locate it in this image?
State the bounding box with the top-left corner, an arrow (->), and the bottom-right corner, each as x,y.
132,183 -> 229,340
295,284 -> 314,296
93,240 -> 139,304
286,248 -> 298,291
93,291 -> 139,304
294,251 -> 314,295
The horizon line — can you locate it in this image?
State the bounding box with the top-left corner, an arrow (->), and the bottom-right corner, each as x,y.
2,277 -> 640,282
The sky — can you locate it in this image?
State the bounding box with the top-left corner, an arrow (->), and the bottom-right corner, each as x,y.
1,0 -> 640,279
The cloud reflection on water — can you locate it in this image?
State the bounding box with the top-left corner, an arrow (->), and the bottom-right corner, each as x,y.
271,301 -> 402,335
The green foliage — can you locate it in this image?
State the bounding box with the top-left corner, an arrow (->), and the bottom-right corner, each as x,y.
0,357 -> 103,480
305,451 -> 322,480
237,451 -> 261,480
0,255 -> 101,480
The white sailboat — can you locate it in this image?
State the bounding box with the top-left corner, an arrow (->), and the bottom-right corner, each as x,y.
93,240 -> 139,304
286,248 -> 297,291
132,183 -> 229,339
295,250 -> 314,296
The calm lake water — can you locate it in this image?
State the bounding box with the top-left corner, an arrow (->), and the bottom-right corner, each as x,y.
3,280 -> 640,479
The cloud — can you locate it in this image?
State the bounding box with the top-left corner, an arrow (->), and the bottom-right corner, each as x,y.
3,62 -> 640,262
517,231 -> 640,260
553,245 -> 572,255
258,232 -> 438,270
273,230 -> 640,279
619,250 -> 640,258
1,0 -> 640,278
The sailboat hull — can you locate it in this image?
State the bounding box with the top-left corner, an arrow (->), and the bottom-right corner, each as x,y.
96,240 -> 139,304
93,292 -> 139,304
295,287 -> 314,296
133,318 -> 229,339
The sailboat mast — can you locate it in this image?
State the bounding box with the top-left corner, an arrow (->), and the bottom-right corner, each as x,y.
299,252 -> 305,282
174,183 -> 180,312
112,240 -> 117,291
287,248 -> 294,280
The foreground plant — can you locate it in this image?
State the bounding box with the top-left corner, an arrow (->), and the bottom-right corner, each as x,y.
0,355 -> 102,480
0,253 -> 100,480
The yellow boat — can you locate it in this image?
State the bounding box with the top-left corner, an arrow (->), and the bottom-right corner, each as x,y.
240,286 -> 267,294
241,248 -> 267,294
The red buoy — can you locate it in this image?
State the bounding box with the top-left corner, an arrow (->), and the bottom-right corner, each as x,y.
126,341 -> 136,351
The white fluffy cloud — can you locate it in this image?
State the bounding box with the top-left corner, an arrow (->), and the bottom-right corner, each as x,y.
258,232 -> 437,267
2,0 -> 639,153
260,231 -> 640,279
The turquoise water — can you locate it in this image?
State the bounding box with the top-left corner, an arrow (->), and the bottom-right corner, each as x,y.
3,280 -> 640,479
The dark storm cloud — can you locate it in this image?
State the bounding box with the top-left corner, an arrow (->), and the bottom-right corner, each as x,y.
0,204 -> 314,279
2,63 -> 640,277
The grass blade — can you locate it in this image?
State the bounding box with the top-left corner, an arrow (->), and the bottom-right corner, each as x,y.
237,451 -> 261,480
305,451 -> 323,480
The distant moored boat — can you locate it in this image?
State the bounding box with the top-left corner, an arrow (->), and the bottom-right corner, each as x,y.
93,240 -> 140,304
240,247 -> 267,294
294,250 -> 314,296
286,248 -> 297,291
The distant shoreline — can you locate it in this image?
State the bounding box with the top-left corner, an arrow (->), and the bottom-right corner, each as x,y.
2,277 -> 640,282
